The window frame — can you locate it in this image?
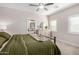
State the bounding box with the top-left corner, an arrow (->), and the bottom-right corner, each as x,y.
68,14 -> 79,34
50,19 -> 57,32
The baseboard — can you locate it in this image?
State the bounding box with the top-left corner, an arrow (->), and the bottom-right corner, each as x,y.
57,39 -> 79,48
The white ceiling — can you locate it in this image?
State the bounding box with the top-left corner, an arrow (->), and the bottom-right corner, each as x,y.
0,3 -> 76,15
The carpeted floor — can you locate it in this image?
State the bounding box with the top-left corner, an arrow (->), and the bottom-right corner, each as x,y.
56,40 -> 79,55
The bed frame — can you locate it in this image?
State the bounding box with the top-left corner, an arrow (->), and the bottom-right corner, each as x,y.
39,34 -> 56,44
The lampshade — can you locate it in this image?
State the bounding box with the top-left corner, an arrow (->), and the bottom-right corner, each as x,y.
0,25 -> 7,29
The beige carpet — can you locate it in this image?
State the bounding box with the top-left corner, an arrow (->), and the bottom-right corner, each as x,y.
56,40 -> 79,55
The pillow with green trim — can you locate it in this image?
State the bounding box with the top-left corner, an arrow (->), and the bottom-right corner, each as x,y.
0,36 -> 7,48
0,32 -> 11,40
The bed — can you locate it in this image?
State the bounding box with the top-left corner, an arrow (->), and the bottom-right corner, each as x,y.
0,32 -> 61,55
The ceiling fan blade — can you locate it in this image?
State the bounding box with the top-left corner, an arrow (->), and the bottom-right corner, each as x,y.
44,8 -> 48,11
45,3 -> 54,6
36,8 -> 40,11
29,4 -> 38,6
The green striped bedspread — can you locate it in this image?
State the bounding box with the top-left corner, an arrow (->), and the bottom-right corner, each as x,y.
0,34 -> 61,55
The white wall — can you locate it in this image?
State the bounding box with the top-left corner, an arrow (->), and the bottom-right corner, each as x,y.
0,7 -> 48,34
48,4 -> 79,47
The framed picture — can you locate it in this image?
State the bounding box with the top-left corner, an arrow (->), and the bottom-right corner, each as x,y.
30,21 -> 35,30
39,22 -> 43,29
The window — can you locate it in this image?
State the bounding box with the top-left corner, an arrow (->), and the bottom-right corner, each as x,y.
50,20 -> 57,32
69,15 -> 79,34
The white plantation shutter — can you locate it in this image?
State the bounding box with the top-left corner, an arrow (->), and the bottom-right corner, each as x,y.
50,20 -> 57,32
69,15 -> 79,34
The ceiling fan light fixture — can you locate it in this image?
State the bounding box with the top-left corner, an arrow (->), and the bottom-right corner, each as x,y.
54,5 -> 59,8
39,5 -> 44,9
29,3 -> 54,12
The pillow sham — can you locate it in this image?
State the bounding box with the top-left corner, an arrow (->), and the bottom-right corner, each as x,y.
0,36 -> 7,48
0,32 -> 11,40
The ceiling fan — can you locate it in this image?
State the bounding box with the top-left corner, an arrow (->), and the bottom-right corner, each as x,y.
29,3 -> 54,11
